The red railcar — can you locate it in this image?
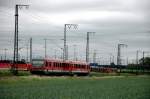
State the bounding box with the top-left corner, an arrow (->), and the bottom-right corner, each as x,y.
0,60 -> 11,70
11,62 -> 32,71
30,59 -> 90,75
0,60 -> 31,71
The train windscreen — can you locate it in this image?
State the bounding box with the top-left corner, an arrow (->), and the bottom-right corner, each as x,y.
32,60 -> 44,67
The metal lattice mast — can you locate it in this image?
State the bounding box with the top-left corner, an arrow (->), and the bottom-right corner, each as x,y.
30,37 -> 32,64
13,5 -> 29,75
86,32 -> 89,63
93,50 -> 96,63
73,44 -> 77,61
117,44 -> 127,65
0,48 -> 8,60
4,48 -> 8,60
63,24 -> 78,61
136,50 -> 140,65
26,40 -> 29,62
86,32 -> 95,63
44,39 -> 47,58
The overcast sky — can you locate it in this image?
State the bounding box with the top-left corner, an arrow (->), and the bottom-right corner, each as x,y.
0,0 -> 150,64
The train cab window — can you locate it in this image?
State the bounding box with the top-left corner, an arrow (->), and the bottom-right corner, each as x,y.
32,59 -> 44,67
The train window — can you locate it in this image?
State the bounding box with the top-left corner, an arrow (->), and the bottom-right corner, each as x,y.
62,63 -> 64,67
54,63 -> 57,67
55,63 -> 57,67
32,60 -> 44,67
55,62 -> 56,67
78,64 -> 80,68
67,63 -> 69,68
75,64 -> 77,68
57,63 -> 59,67
49,62 -> 51,67
60,63 -> 62,67
45,62 -> 48,67
56,63 -> 58,67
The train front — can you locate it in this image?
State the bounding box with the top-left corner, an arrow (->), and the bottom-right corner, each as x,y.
30,59 -> 45,73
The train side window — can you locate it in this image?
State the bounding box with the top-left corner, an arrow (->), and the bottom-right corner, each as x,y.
55,63 -> 57,67
45,62 -> 48,67
67,63 -> 69,68
67,63 -> 68,68
78,64 -> 80,68
57,63 -> 59,67
76,64 -> 78,68
49,62 -> 51,67
56,63 -> 59,67
54,62 -> 55,67
75,64 -> 77,68
60,63 -> 62,67
68,63 -> 70,68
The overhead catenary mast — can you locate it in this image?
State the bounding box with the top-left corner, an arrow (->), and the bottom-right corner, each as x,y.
0,48 -> 8,60
73,44 -> 77,61
63,24 -> 78,61
44,39 -> 47,58
93,50 -> 96,63
12,4 -> 29,75
86,32 -> 95,63
30,37 -> 32,64
117,44 -> 127,65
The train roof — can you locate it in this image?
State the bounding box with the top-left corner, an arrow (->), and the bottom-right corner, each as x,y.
33,58 -> 89,65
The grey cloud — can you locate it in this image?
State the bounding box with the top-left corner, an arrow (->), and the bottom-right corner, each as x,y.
0,0 -> 149,63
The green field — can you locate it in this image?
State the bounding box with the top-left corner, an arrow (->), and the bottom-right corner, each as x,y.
0,75 -> 150,99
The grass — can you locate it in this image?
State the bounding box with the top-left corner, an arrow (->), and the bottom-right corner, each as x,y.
0,75 -> 150,99
0,70 -> 31,77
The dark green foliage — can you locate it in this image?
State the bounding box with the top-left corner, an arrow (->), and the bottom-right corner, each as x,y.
139,57 -> 150,65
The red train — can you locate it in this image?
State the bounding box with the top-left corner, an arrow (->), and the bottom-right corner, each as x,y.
0,60 -> 11,70
0,59 -> 90,76
30,59 -> 90,76
0,60 -> 31,71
